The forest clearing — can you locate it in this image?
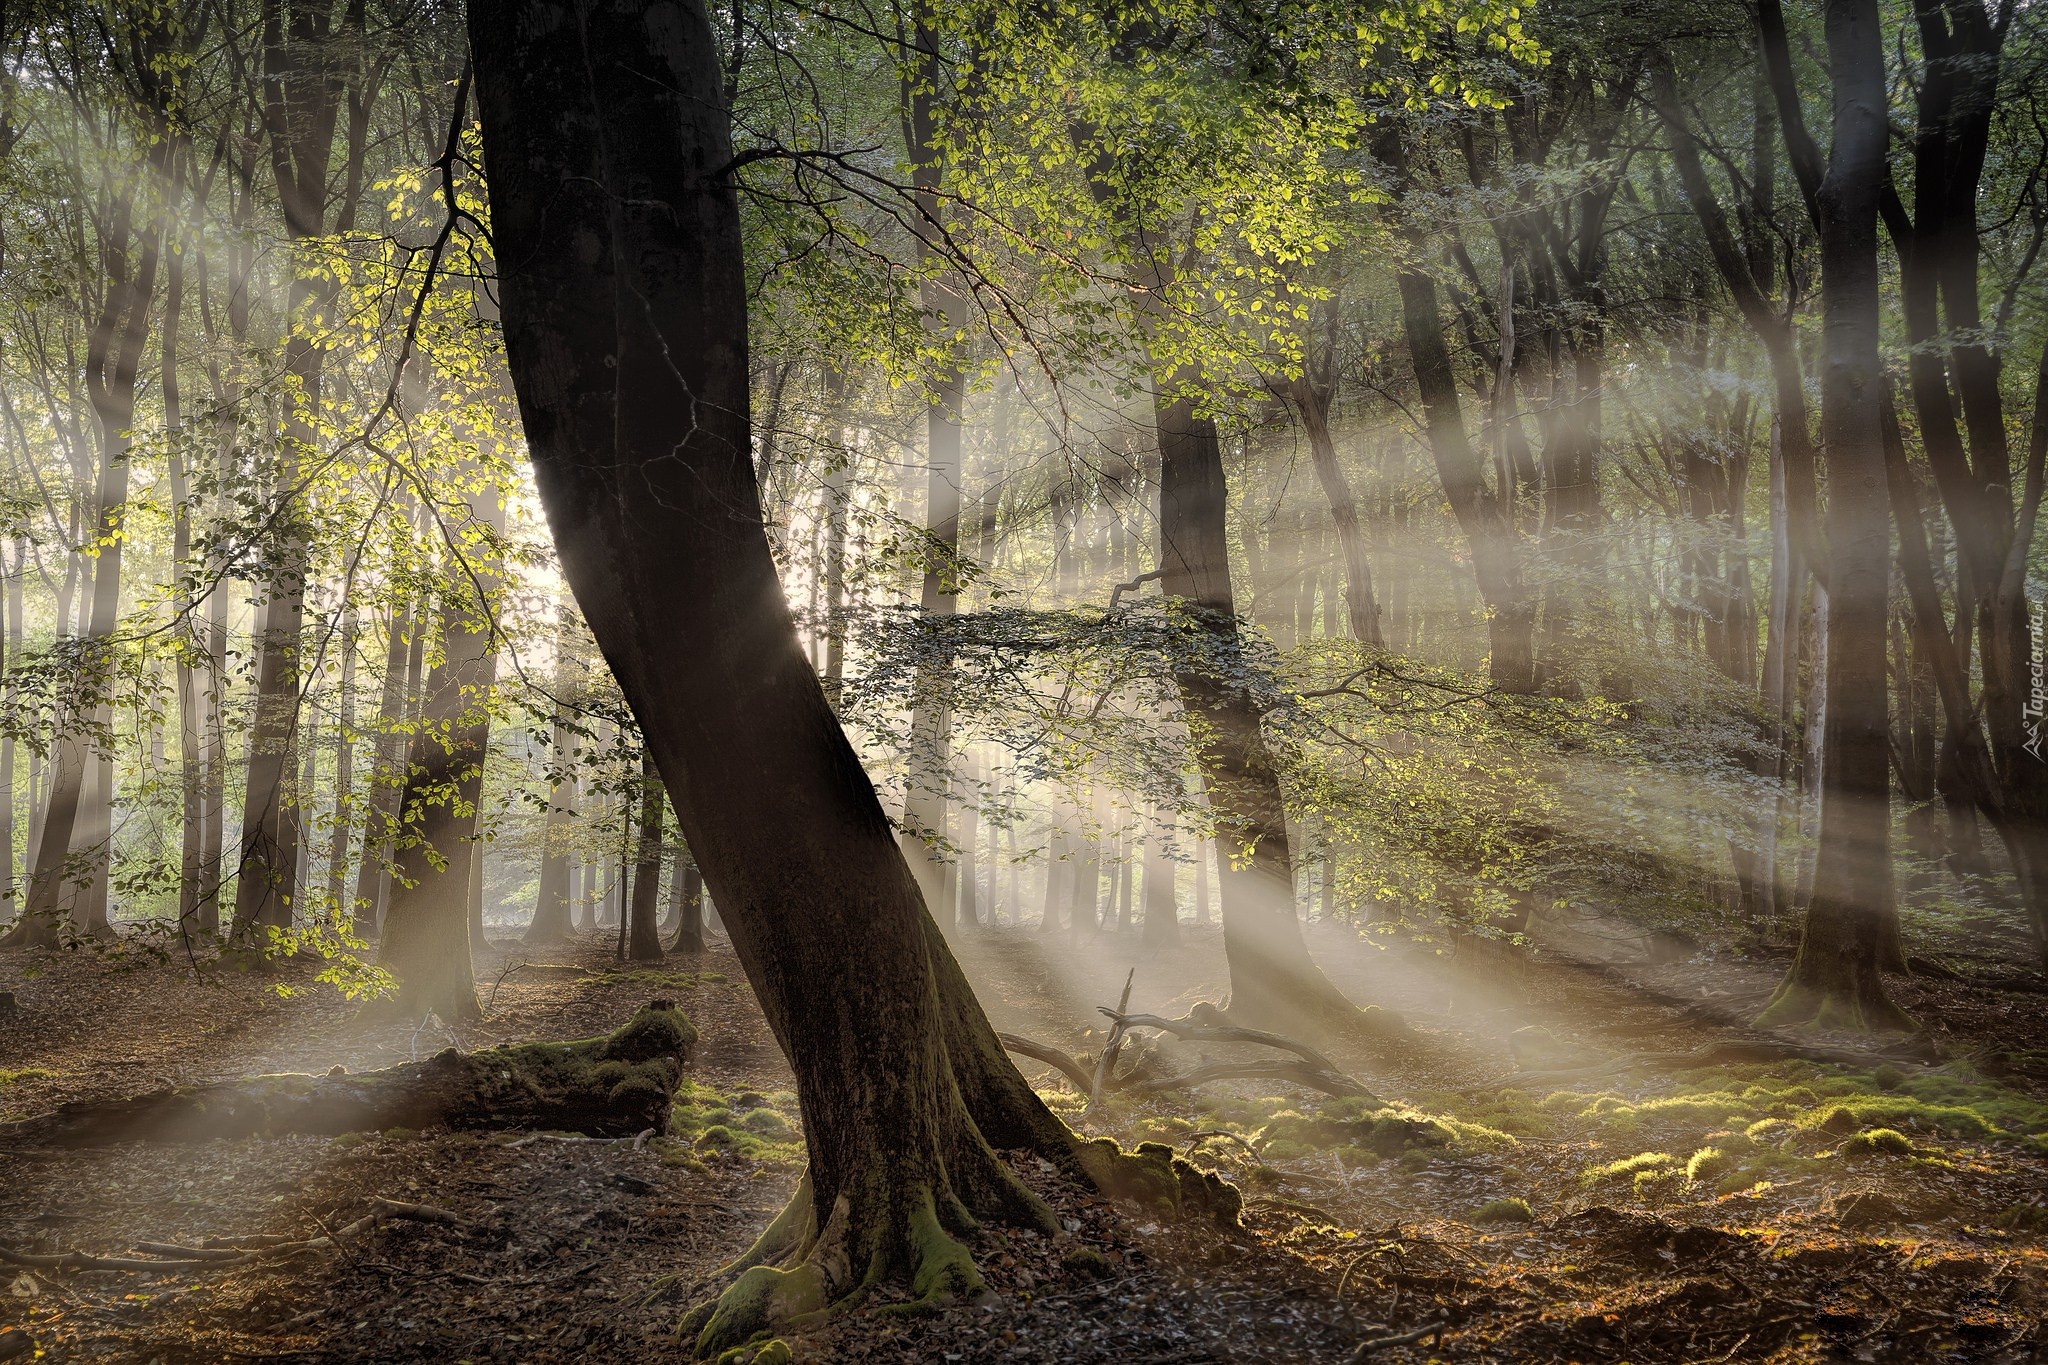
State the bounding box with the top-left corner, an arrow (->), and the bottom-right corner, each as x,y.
2,924 -> 2045,1361
2,0 -> 2048,1358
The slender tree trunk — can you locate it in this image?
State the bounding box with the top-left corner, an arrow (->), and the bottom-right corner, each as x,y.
897,17 -> 968,920
1141,804 -> 1180,946
233,0 -> 378,942
350,597 -> 414,936
628,747 -> 666,961
954,748 -> 979,929
324,609 -> 358,921
1392,262 -> 1538,694
376,486 -> 505,1023
1149,391 -> 1372,1033
669,840 -> 705,954
1759,0 -> 1910,1030
526,706 -> 579,943
1287,372 -> 1384,647
9,141 -> 165,948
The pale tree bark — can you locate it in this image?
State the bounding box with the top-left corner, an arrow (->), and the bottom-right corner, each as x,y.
8,41 -> 171,948
376,484 -> 506,1023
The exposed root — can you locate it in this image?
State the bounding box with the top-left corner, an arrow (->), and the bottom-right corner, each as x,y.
1076,1138 -> 1244,1229
1755,978 -> 1918,1033
680,1125 -> 1243,1358
683,1174 -> 1020,1359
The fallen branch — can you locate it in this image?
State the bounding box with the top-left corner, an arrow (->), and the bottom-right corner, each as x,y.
1124,1060 -> 1375,1101
998,1033 -> 1095,1094
1350,1320 -> 1447,1358
1098,1007 -> 1347,1075
1087,971 -> 1138,1114
1002,996 -> 1378,1104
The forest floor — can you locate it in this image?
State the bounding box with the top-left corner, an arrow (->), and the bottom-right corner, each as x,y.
0,915 -> 2044,1363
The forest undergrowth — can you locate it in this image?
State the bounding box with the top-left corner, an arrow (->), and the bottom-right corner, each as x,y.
0,926 -> 2044,1363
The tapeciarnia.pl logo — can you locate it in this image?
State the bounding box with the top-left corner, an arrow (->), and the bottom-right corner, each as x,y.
2028,599 -> 2047,761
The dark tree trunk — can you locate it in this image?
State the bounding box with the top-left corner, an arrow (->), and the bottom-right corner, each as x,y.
1758,0 -> 1911,1030
233,0 -> 380,942
897,19 -> 968,918
467,5 -> 1231,1349
8,99 -> 166,949
1150,393 -> 1375,1034
628,748 -> 666,961
954,749 -> 979,929
324,608 -> 359,920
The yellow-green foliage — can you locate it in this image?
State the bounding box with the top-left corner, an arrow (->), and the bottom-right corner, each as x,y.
0,1067 -> 56,1087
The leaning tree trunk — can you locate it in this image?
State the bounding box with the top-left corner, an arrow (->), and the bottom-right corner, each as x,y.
468,7 -> 1236,1352
1391,262 -> 1538,694
1758,0 -> 1910,1031
7,1000 -> 694,1146
377,488 -> 505,1025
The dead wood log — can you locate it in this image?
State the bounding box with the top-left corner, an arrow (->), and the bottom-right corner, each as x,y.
1001,995 -> 1378,1103
0,1001 -> 695,1147
1123,1060 -> 1375,1101
1100,1005 -> 1347,1074
997,1032 -> 1095,1094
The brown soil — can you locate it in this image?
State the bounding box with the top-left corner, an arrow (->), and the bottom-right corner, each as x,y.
0,921 -> 2043,1363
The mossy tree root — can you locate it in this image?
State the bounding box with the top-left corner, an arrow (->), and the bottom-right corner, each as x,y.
1755,976 -> 1917,1033
682,1134 -> 1241,1360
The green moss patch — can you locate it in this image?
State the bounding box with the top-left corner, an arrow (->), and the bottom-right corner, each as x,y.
1472,1197 -> 1535,1225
